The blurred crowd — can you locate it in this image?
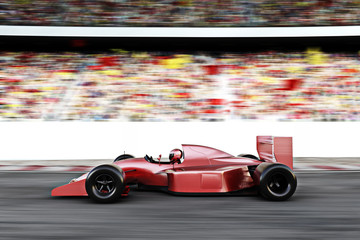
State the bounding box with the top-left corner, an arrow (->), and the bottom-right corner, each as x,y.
0,0 -> 360,27
0,49 -> 359,121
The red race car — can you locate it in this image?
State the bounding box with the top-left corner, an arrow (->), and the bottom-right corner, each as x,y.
52,136 -> 297,203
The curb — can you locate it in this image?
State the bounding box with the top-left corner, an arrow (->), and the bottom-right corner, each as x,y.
0,165 -> 93,172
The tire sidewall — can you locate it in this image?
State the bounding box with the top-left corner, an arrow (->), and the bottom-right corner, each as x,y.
237,154 -> 259,160
114,154 -> 134,162
259,164 -> 297,201
85,165 -> 125,203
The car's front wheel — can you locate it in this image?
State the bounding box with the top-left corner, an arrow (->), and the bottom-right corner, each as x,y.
114,154 -> 134,162
85,165 -> 125,203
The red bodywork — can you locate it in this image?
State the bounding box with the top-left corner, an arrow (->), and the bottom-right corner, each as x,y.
52,136 -> 293,197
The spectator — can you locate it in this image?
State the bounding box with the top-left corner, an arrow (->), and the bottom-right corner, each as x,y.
0,0 -> 360,27
1,49 -> 360,121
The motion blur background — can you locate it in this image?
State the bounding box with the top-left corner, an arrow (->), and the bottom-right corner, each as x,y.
1,2 -> 360,240
1,0 -> 360,159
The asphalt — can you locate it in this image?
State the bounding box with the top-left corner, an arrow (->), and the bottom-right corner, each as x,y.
0,171 -> 359,239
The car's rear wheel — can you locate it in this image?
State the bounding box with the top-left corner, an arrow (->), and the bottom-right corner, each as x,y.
256,163 -> 297,201
237,154 -> 259,160
114,154 -> 134,162
85,165 -> 125,203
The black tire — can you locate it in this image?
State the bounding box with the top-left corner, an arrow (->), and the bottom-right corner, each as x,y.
85,164 -> 125,203
237,154 -> 259,160
256,163 -> 297,201
114,154 -> 134,162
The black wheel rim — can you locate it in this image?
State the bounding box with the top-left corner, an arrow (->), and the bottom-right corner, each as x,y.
266,172 -> 291,197
93,174 -> 116,199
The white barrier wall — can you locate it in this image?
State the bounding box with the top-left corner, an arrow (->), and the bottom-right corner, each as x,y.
2,26 -> 360,37
0,122 -> 359,160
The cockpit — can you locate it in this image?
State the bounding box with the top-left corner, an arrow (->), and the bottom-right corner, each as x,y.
144,148 -> 184,164
144,154 -> 158,163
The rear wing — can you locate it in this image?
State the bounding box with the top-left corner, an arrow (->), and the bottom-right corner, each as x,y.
256,136 -> 293,170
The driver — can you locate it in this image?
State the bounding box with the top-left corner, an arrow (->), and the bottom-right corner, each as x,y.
169,149 -> 183,164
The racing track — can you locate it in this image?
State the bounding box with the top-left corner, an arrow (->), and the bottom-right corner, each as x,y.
0,171 -> 359,239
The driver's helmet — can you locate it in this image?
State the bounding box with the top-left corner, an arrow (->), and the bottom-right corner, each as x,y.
169,149 -> 182,163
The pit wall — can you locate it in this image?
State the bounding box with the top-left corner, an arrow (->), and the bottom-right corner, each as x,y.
0,122 -> 359,160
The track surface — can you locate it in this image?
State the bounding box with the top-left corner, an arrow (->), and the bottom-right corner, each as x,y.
0,172 -> 359,239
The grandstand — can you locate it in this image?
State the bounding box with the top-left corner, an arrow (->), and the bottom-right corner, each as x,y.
1,1 -> 360,122
1,45 -> 359,122
1,0 -> 360,27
